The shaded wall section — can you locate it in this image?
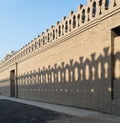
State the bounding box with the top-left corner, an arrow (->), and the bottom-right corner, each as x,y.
17,47 -> 112,113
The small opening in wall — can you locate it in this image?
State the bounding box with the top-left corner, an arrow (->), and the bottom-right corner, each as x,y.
39,39 -> 41,47
73,15 -> 76,28
43,36 -> 45,45
65,21 -> 68,32
69,20 -> 71,31
113,0 -> 117,7
112,26 -> 120,36
53,30 -> 55,40
62,25 -> 64,35
87,7 -> 90,21
82,9 -> 85,23
105,0 -> 109,10
59,26 -> 61,36
77,14 -> 80,26
92,1 -> 96,17
56,29 -> 57,39
48,33 -> 50,42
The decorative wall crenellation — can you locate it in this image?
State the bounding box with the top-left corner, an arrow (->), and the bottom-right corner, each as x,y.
0,0 -> 119,66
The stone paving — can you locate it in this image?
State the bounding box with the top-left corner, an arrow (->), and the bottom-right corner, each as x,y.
0,95 -> 120,123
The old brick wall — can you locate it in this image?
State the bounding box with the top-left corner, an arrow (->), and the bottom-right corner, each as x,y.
17,23 -> 102,110
17,22 -> 108,113
0,0 -> 120,115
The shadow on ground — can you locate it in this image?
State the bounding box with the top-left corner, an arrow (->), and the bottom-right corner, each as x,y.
0,99 -> 119,123
0,99 -> 71,123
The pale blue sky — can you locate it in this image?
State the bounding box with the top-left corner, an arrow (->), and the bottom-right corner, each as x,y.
0,0 -> 86,60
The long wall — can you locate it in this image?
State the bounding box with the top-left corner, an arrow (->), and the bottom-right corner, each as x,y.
0,0 -> 120,115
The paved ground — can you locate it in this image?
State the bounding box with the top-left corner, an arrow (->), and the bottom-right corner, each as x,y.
0,95 -> 120,123
0,95 -> 101,117
0,99 -> 71,123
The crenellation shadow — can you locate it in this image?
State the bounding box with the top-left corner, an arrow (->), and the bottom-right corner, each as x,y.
16,47 -> 112,99
0,46 -> 120,112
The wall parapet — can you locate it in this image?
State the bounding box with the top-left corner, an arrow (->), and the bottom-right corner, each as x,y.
0,0 -> 120,67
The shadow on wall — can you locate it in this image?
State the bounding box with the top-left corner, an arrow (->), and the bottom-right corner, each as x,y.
18,47 -> 112,84
18,47 -> 120,104
0,46 -> 120,113
19,47 -> 120,81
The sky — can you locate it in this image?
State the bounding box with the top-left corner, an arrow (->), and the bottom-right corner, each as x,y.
0,0 -> 87,60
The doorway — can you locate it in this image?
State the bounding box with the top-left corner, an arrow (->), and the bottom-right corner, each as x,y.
111,26 -> 120,100
10,70 -> 15,97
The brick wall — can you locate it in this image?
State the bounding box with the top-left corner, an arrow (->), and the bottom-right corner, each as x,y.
0,0 -> 120,115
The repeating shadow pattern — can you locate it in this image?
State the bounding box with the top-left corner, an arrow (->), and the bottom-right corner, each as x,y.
18,47 -> 111,85
0,47 -> 120,111
14,47 -> 120,112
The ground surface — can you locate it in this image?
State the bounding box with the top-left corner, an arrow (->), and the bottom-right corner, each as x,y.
0,99 -> 120,123
0,99 -> 72,123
